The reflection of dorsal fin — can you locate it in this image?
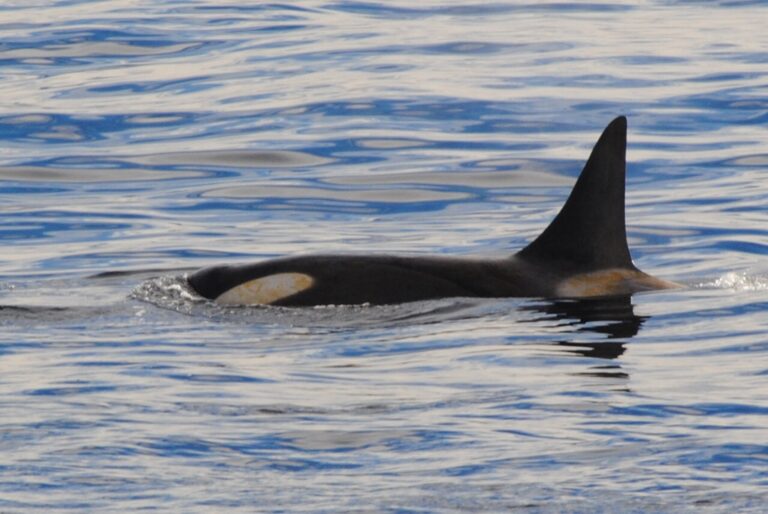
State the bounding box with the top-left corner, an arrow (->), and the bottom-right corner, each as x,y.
517,116 -> 636,272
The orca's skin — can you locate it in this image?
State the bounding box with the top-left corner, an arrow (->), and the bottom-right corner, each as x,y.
188,116 -> 679,307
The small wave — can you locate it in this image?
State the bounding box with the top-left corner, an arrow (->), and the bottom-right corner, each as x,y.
700,271 -> 768,292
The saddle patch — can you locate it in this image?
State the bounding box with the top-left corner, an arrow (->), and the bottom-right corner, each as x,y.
556,268 -> 680,297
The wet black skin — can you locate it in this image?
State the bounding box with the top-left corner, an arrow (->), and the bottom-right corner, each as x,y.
188,116 -> 656,306
188,254 -> 574,307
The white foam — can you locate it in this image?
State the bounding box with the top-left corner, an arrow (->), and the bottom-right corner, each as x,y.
703,271 -> 768,292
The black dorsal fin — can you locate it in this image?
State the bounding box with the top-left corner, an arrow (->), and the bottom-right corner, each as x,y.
516,116 -> 636,272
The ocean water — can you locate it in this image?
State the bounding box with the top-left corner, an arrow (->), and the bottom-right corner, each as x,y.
1,1 -> 767,512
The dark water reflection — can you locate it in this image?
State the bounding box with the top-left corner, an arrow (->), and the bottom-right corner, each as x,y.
524,295 -> 647,361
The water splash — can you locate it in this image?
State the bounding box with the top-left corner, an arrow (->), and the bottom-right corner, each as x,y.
130,274 -> 204,315
702,271 -> 768,292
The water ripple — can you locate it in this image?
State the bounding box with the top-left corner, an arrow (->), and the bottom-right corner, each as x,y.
1,1 -> 767,512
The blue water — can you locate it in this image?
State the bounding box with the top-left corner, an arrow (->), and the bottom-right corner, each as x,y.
1,1 -> 767,512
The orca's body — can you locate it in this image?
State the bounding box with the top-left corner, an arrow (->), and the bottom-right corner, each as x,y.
188,116 -> 678,307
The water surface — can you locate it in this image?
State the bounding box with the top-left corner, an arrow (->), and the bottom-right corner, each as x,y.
1,1 -> 767,512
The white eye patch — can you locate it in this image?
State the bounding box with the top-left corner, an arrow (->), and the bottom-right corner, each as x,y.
215,273 -> 314,305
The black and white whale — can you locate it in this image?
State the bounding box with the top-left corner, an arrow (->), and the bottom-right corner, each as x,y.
187,116 -> 679,307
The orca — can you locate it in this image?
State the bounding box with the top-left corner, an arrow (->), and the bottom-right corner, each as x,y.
187,116 -> 679,307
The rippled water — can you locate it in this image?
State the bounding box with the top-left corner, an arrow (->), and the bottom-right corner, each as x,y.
1,1 -> 767,512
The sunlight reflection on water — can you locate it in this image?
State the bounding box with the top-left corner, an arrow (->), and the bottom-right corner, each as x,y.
0,0 -> 767,512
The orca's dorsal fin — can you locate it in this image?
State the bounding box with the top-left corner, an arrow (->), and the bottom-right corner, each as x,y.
516,116 -> 636,272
